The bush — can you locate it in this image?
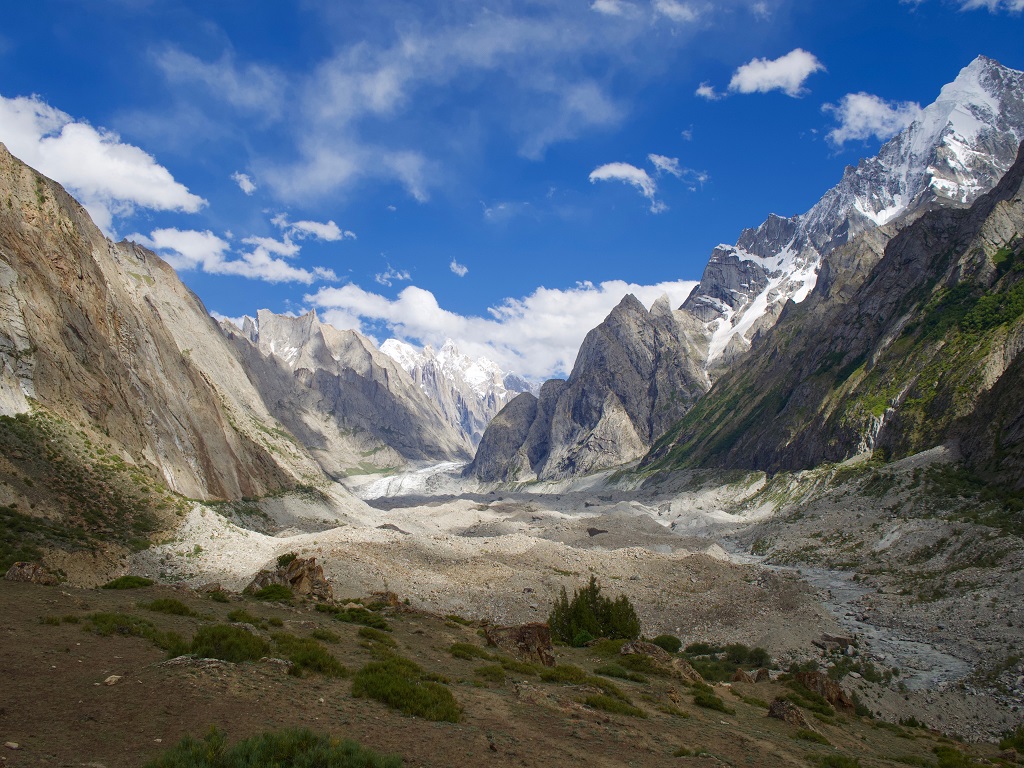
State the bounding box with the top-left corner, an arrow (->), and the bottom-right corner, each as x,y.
144,726 -> 402,768
651,634 -> 682,654
352,656 -> 462,722
208,590 -> 229,603
272,633 -> 348,678
358,626 -> 396,647
226,609 -> 261,625
316,603 -> 391,631
1001,724 -> 1024,751
140,599 -> 198,617
692,687 -> 734,714
189,624 -> 270,663
311,628 -> 340,644
473,664 -> 506,684
449,642 -> 495,661
548,575 -> 640,646
793,729 -> 830,745
276,552 -> 298,568
583,694 -> 647,718
594,663 -> 648,684
101,575 -> 154,590
252,584 -> 292,602
816,758 -> 861,768
85,612 -> 187,656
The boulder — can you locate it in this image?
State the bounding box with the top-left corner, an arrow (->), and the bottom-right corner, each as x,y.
245,557 -> 333,601
4,561 -> 59,585
754,668 -> 771,682
484,623 -> 556,667
731,669 -> 756,684
794,671 -> 854,711
768,697 -> 814,729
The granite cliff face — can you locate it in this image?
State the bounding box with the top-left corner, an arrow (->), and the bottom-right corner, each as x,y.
645,141 -> 1024,475
466,294 -> 710,482
470,56 -> 1024,484
222,311 -> 473,478
0,144 -> 321,501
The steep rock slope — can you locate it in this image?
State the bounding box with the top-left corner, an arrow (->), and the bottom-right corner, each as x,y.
467,295 -> 710,481
222,311 -> 473,478
645,142 -> 1024,474
379,338 -> 532,446
0,144 -> 321,501
686,55 -> 1024,371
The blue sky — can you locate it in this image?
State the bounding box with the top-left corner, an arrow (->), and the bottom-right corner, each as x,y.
0,0 -> 1022,378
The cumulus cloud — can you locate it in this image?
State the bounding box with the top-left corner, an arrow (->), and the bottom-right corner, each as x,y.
375,266 -> 412,287
695,82 -> 723,100
653,0 -> 699,22
0,93 -> 205,234
128,227 -> 339,284
823,92 -> 923,145
231,171 -> 256,195
306,279 -> 698,379
450,259 -> 469,277
589,162 -> 664,212
728,49 -> 824,97
270,213 -> 355,241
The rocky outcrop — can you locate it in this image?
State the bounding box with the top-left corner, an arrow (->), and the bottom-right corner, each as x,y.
620,640 -> 704,683
794,671 -> 854,711
222,310 -> 473,478
0,144 -> 322,501
468,295 -> 709,482
245,556 -> 333,602
768,697 -> 815,729
4,561 -> 59,585
484,623 -> 556,667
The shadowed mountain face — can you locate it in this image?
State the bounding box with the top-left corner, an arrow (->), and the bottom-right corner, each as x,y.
470,56 -> 1024,484
645,142 -> 1024,476
0,144 -> 322,500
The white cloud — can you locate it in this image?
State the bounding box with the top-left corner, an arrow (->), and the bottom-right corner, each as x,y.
653,0 -> 699,22
210,311 -> 251,330
231,171 -> 256,195
129,226 -> 339,285
695,82 -> 723,100
0,93 -> 205,234
154,48 -> 286,118
450,259 -> 469,277
959,0 -> 1024,10
589,162 -> 665,212
823,92 -> 923,145
270,213 -> 355,241
482,200 -> 532,223
306,279 -> 699,379
590,0 -> 638,15
648,153 -> 683,177
728,49 -> 824,97
375,266 -> 412,287
751,2 -> 771,17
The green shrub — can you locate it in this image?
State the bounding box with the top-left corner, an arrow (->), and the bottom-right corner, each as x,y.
358,626 -> 396,647
84,612 -> 187,656
498,657 -> 541,676
140,598 -> 198,617
692,688 -> 734,714
352,656 -> 462,722
548,575 -> 640,646
1001,724 -> 1024,751
449,642 -> 495,661
583,694 -> 647,718
539,665 -> 629,701
252,584 -> 292,602
101,575 -> 154,590
189,624 -> 270,663
276,552 -> 298,568
316,603 -> 391,631
226,609 -> 261,625
208,590 -> 229,603
594,663 -> 648,684
311,628 -> 340,644
267,617 -> 284,627
816,758 -> 861,768
144,726 -> 402,768
473,664 -> 506,684
272,633 -> 348,678
893,757 -> 933,767
792,729 -> 830,745
933,746 -> 975,767
651,634 -> 682,654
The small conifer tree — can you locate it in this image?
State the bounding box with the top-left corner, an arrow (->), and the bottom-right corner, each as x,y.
548,575 -> 640,646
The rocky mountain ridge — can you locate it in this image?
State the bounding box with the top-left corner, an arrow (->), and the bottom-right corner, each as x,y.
645,140 -> 1024,478
470,55 -> 1024,485
221,311 -> 474,478
379,338 -> 534,446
